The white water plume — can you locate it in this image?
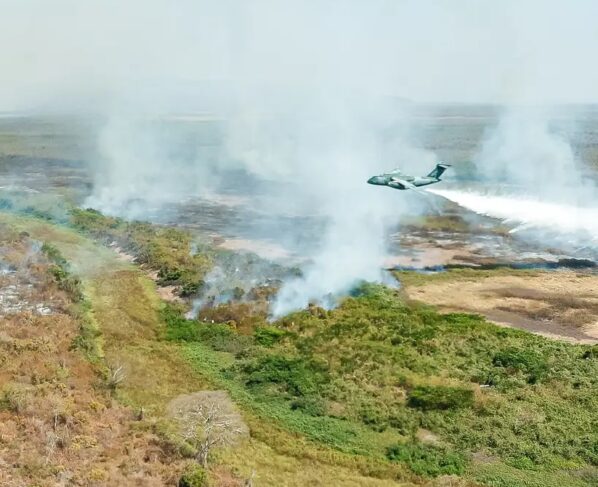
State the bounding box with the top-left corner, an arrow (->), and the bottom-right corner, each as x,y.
442,104 -> 598,258
429,189 -> 598,254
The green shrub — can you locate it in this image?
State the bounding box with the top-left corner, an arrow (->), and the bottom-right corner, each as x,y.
158,267 -> 183,284
162,305 -> 201,341
163,305 -> 251,354
41,242 -> 68,266
359,403 -> 389,432
407,385 -> 474,411
197,324 -> 252,354
254,326 -> 287,347
70,208 -> 122,234
581,345 -> 598,360
70,320 -> 101,357
290,396 -> 327,416
180,280 -> 204,297
388,408 -> 419,436
0,384 -> 28,414
178,465 -> 208,487
43,243 -> 84,302
492,348 -> 548,384
386,443 -> 467,477
243,354 -> 329,397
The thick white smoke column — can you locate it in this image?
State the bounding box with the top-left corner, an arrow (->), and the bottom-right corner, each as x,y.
225,96 -> 435,317
270,167 -> 389,317
84,117 -> 183,218
475,109 -> 594,203
84,115 -> 230,218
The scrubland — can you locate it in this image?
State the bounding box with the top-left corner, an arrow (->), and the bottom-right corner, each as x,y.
0,208 -> 596,487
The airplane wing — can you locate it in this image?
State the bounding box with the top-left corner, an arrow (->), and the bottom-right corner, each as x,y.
389,177 -> 417,190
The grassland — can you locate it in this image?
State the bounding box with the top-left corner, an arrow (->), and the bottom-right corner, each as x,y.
165,284 -> 598,487
0,217 -> 206,485
0,212 -> 415,486
1,207 -> 597,486
398,268 -> 598,344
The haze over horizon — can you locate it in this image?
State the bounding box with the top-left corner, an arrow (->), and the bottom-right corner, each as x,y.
0,0 -> 597,112
2,1 -> 598,314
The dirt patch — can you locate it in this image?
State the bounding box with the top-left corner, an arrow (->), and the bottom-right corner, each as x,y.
415,428 -> 441,446
217,238 -> 292,261
405,270 -> 598,344
0,237 -> 64,316
157,284 -> 183,303
109,242 -> 136,263
140,269 -> 183,303
384,245 -> 474,268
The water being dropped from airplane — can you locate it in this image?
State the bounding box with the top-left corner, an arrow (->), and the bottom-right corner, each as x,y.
428,188 -> 598,257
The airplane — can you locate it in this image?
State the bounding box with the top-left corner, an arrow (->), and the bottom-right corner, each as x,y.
367,163 -> 451,190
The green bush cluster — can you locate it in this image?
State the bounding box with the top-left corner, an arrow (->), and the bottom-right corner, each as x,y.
42,242 -> 84,302
172,282 -> 597,485
407,385 -> 475,411
242,354 -> 330,397
162,305 -> 251,354
253,326 -> 287,347
178,465 -> 208,487
492,348 -> 548,384
386,443 -> 467,477
70,208 -> 213,292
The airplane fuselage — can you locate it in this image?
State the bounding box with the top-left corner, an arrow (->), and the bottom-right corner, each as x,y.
367,174 -> 440,190
367,163 -> 451,190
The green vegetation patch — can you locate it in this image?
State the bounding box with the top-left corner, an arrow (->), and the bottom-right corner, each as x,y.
168,283 -> 598,485
70,208 -> 213,290
43,242 -> 85,302
253,325 -> 289,347
386,443 -> 467,477
492,348 -> 548,384
178,464 -> 208,487
407,385 -> 474,411
42,242 -> 102,362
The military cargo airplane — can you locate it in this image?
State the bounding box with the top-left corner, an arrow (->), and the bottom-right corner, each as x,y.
367,163 -> 451,190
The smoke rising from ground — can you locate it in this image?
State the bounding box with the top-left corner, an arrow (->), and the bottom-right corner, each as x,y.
84,115 -> 228,219
2,1 -> 598,314
475,108 -> 595,203
225,94 -> 435,316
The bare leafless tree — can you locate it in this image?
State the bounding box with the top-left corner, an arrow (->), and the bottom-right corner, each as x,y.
167,391 -> 248,467
107,363 -> 126,391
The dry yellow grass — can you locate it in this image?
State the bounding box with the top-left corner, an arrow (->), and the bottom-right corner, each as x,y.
404,270 -> 598,344
0,213 -> 415,486
0,229 -> 186,486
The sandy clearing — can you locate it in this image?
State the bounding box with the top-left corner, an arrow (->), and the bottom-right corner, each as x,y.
218,237 -> 292,261
405,270 -> 598,344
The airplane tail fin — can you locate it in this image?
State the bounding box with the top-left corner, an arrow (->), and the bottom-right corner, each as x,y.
427,162 -> 451,179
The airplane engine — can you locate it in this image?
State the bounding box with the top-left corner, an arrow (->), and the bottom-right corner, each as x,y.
388,181 -> 406,190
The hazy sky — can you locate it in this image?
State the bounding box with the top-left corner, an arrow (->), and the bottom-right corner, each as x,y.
0,0 -> 597,111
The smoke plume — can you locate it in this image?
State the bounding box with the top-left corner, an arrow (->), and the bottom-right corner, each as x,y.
2,1 -> 598,313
